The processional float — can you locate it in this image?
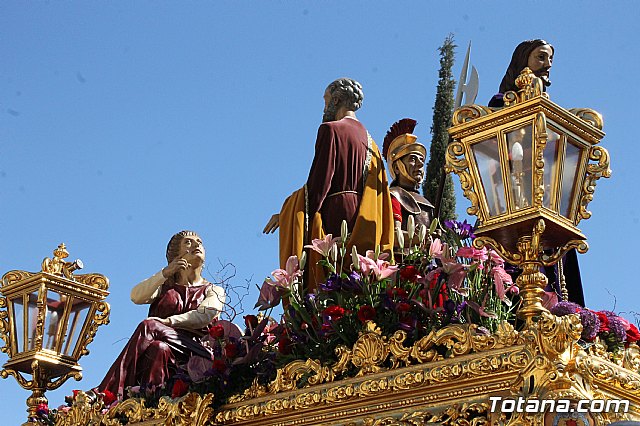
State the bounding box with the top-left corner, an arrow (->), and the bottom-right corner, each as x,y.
1,70 -> 638,426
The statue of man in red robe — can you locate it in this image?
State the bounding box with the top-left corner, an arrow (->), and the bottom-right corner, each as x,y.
264,78 -> 393,291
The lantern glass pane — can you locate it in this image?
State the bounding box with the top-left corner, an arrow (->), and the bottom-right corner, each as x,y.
472,137 -> 506,216
43,291 -> 65,351
11,297 -> 24,353
506,126 -> 533,210
560,139 -> 583,218
63,297 -> 91,357
543,128 -> 562,209
27,292 -> 38,350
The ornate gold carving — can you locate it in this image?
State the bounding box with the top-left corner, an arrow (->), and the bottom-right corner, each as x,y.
1,270 -> 35,287
55,392 -> 215,426
569,108 -> 604,130
0,296 -> 9,356
74,273 -> 110,291
577,145 -> 612,223
444,141 -> 482,219
41,243 -> 84,279
452,105 -> 493,126
78,301 -> 111,357
532,112 -> 548,207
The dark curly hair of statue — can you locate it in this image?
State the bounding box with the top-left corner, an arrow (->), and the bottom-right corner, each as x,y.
326,78 -> 364,111
165,230 -> 199,264
498,39 -> 554,94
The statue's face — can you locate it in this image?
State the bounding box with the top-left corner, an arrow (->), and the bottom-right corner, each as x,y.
178,234 -> 205,265
527,44 -> 553,79
322,88 -> 338,122
396,153 -> 425,188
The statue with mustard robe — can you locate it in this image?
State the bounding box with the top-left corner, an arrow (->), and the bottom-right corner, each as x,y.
263,78 -> 394,291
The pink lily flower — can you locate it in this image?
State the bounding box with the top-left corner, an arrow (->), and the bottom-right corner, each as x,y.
456,246 -> 488,262
425,260 -> 466,291
255,278 -> 283,310
187,355 -> 213,383
429,238 -> 444,258
357,253 -> 398,281
304,234 -> 340,258
270,255 -> 302,288
492,265 -> 513,302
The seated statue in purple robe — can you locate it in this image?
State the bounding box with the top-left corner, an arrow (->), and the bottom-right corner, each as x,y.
99,230 -> 225,398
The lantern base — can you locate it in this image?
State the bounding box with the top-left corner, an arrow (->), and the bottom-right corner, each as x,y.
475,209 -> 585,254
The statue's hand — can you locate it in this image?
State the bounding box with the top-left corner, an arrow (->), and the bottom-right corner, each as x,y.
263,213 -> 280,234
162,257 -> 190,278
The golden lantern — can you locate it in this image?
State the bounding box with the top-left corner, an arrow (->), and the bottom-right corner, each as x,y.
0,244 -> 110,424
446,68 -> 611,323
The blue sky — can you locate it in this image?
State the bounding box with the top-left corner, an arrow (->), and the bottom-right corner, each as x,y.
2,2 -> 639,422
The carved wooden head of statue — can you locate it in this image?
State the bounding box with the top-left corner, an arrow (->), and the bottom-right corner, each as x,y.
322,77 -> 364,122
499,39 -> 554,94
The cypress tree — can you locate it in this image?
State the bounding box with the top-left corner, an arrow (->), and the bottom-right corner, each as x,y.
423,34 -> 457,221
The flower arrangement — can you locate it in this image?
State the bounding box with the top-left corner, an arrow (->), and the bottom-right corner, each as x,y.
256,218 -> 520,365
550,301 -> 640,353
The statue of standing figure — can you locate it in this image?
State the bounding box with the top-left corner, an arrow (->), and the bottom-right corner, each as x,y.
99,231 -> 225,398
382,118 -> 434,245
488,39 -> 584,307
263,78 -> 394,290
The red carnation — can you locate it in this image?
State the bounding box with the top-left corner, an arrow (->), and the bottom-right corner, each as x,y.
386,287 -> 407,299
396,302 -> 411,315
596,311 -> 610,333
627,323 -> 640,343
102,389 -> 116,406
171,379 -> 189,398
399,266 -> 419,283
36,403 -> 49,417
357,305 -> 376,323
244,315 -> 259,329
208,324 -> 225,339
323,305 -> 346,321
212,359 -> 227,373
224,342 -> 239,358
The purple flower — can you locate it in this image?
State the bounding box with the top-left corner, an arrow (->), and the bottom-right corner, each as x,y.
579,309 -> 600,341
606,312 -> 628,343
444,300 -> 467,323
319,274 -> 341,292
550,301 -> 581,316
342,271 -> 362,292
444,219 -> 475,239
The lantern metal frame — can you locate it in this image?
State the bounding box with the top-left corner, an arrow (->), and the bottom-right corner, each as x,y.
445,68 -> 611,323
0,244 -> 110,424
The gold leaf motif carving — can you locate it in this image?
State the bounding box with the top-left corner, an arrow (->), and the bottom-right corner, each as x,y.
577,145 -> 612,223
452,105 -> 492,125
445,141 -> 482,219
569,108 -> 604,130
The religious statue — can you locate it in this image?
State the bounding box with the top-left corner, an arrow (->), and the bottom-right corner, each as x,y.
263,78 -> 394,290
382,118 -> 434,240
487,40 -> 584,306
99,231 -> 225,398
488,39 -> 554,108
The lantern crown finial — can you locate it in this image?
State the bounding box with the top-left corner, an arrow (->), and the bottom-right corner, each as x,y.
41,243 -> 83,278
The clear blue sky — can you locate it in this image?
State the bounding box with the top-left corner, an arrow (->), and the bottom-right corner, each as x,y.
2,2 -> 639,423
